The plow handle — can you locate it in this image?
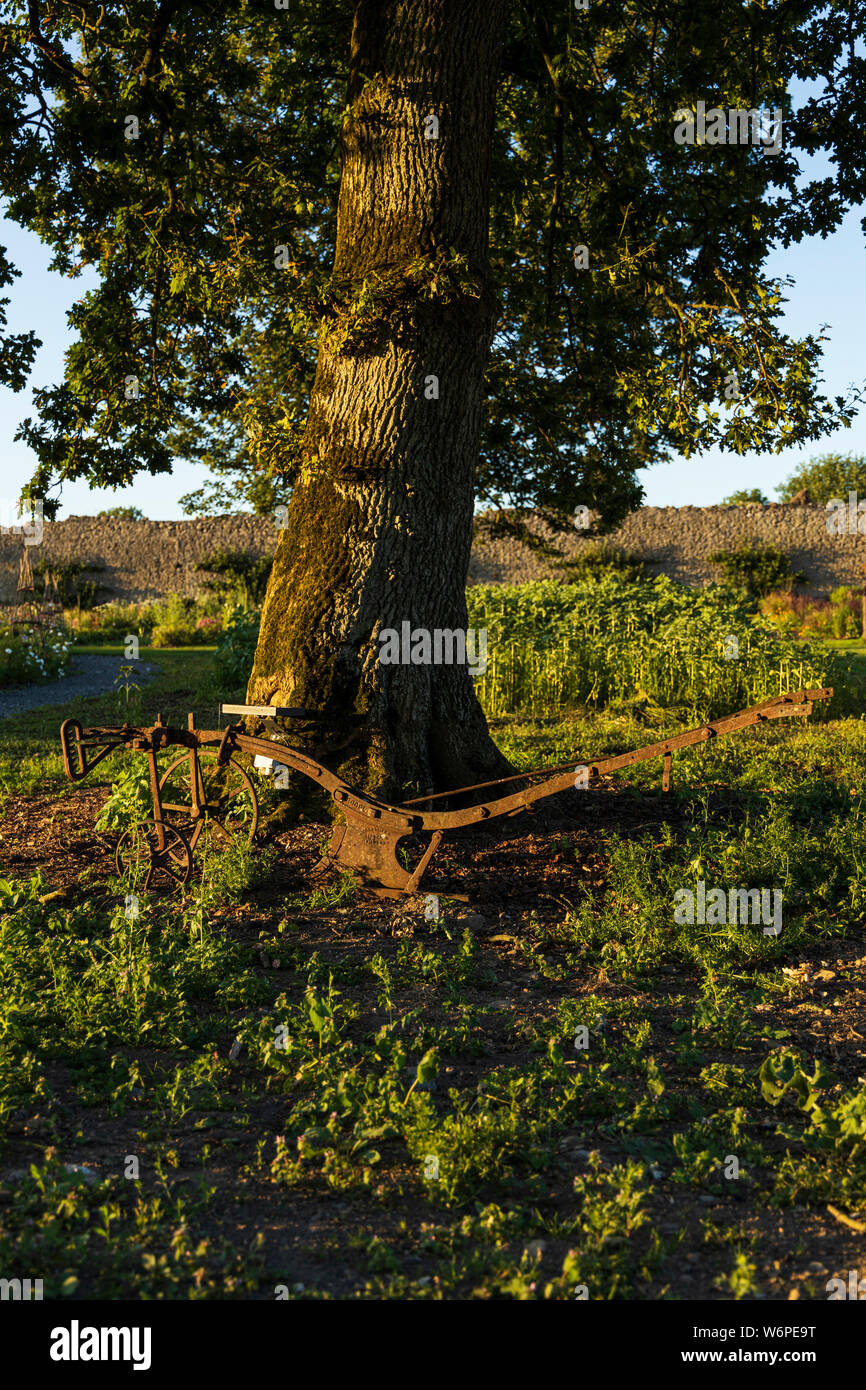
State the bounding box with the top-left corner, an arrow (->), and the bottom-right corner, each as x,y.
59,719 -> 130,781
60,719 -> 87,780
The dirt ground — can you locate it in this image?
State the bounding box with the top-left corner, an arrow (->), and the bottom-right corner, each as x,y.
2,777 -> 864,1301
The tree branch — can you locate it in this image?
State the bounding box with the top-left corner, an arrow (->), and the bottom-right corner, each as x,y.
137,0 -> 179,87
26,2 -> 91,92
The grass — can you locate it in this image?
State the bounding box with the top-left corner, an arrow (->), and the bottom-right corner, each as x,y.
72,643 -> 218,654
1,646 -> 865,1299
0,648 -> 232,811
826,638 -> 866,653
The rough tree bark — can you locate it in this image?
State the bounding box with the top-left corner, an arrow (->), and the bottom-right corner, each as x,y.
248,0 -> 511,806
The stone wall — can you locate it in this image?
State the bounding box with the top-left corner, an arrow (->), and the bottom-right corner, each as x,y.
468,504 -> 866,594
1,504 -> 863,604
0,514 -> 278,604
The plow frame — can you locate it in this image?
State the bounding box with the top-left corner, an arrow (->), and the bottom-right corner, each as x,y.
60,687 -> 832,899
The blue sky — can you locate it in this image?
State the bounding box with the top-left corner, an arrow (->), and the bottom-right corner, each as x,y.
1,148 -> 864,519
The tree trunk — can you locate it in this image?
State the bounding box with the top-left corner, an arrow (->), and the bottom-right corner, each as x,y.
248,0 -> 511,806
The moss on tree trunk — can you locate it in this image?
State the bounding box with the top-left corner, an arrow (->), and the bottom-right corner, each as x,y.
248,0 -> 512,805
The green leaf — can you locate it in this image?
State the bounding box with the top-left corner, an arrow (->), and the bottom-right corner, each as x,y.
415,1048 -> 439,1085
299,1127 -> 331,1150
356,1123 -> 398,1142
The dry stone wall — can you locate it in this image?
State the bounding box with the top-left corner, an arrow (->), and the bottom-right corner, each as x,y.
0,514 -> 278,604
1,505 -> 863,604
468,504 -> 866,594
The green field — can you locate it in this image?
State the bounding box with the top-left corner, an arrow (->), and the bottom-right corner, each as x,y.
1,606 -> 865,1300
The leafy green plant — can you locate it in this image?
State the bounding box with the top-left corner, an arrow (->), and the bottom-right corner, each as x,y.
186,837 -> 276,918
194,550 -> 274,608
114,663 -> 142,714
65,594 -> 228,647
0,622 -> 70,687
721,488 -> 768,505
758,1049 -> 837,1121
709,544 -> 805,598
758,1048 -> 866,1206
760,587 -> 861,640
553,544 -> 647,582
403,1048 -> 439,1103
151,594 -> 222,648
214,608 -> 262,689
97,506 -> 145,521
467,575 -> 839,720
95,759 -> 154,832
546,1158 -> 653,1299
33,559 -> 109,610
64,599 -> 159,645
715,1250 -> 759,1299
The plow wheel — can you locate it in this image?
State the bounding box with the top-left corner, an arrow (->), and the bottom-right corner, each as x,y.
115,818 -> 192,891
158,748 -> 259,853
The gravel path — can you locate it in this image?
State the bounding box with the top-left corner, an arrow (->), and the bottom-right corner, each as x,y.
0,655 -> 160,720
